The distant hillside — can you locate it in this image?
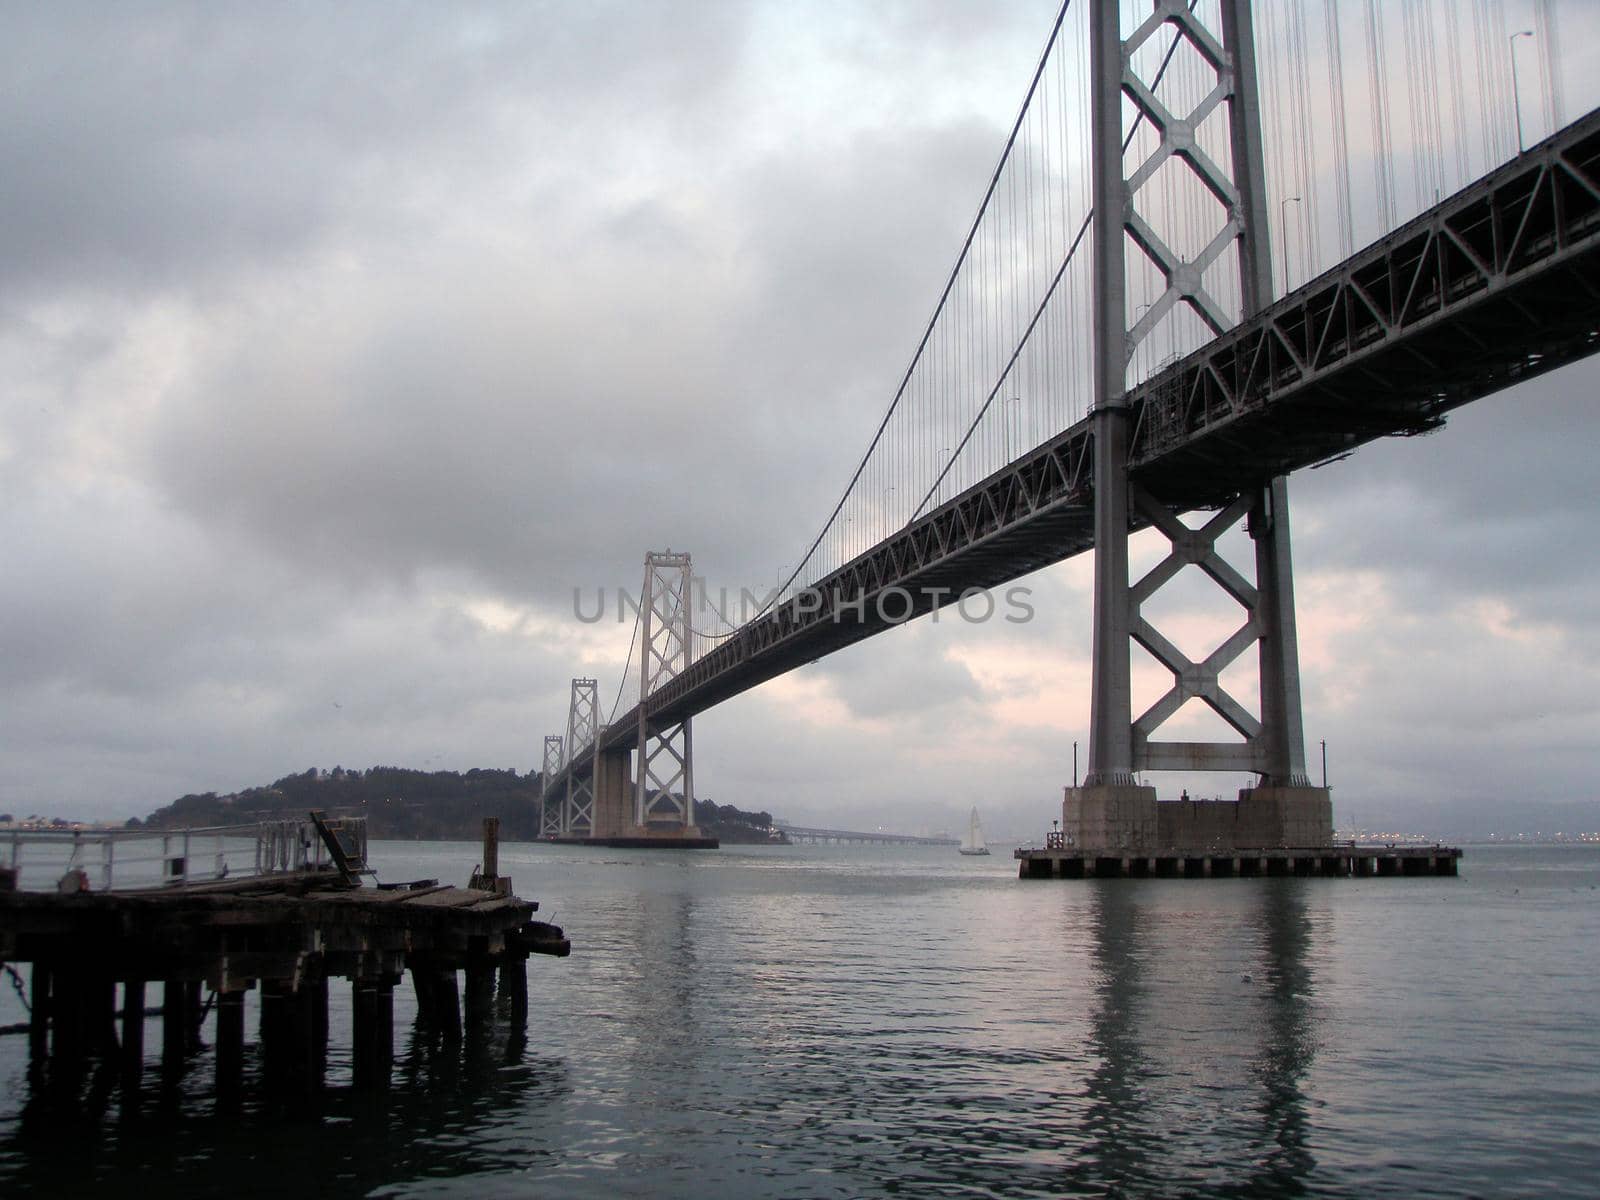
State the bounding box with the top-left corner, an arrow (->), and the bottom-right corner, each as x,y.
135,765 -> 782,843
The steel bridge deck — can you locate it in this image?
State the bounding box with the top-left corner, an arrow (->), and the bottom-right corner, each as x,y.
550,109 -> 1600,790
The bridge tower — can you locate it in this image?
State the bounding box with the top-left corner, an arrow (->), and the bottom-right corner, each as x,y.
540,734 -> 564,838
1070,0 -> 1330,851
634,551 -> 697,835
562,678 -> 598,837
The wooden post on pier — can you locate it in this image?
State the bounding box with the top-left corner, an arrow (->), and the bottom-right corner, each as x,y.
260,979 -> 321,1100
215,990 -> 244,1107
498,957 -> 528,1030
161,978 -> 187,1088
183,979 -> 204,1052
469,818 -> 508,895
483,816 -> 499,881
309,974 -> 329,1080
28,962 -> 49,1066
352,978 -> 395,1091
411,963 -> 437,1028
464,953 -> 495,1031
50,965 -> 82,1069
90,975 -> 118,1058
121,978 -> 145,1092
376,981 -> 394,1085
436,970 -> 462,1043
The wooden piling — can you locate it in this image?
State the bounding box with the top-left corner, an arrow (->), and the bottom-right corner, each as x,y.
464,961 -> 495,1028
215,990 -> 244,1107
2,863 -> 564,1112
309,974 -> 329,1079
353,979 -> 394,1091
257,979 -> 286,1095
499,958 -> 528,1030
435,970 -> 462,1043
28,962 -> 50,1066
411,962 -> 437,1029
120,979 -> 145,1092
91,976 -> 118,1056
482,817 -> 499,881
260,979 -> 321,1100
161,978 -> 187,1087
183,979 -> 204,1052
53,966 -> 86,1068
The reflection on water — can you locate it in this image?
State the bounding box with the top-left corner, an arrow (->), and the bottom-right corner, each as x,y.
0,976 -> 570,1199
1059,880 -> 1320,1197
1250,879 -> 1318,1194
2,842 -> 1597,1197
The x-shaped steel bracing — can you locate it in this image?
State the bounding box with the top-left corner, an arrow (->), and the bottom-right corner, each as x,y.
541,734 -> 565,838
636,553 -> 697,830
1121,0 -> 1244,352
1128,488 -> 1266,774
564,678 -> 597,836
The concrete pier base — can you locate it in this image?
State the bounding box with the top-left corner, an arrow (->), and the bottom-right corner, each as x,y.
1017,843 -> 1461,879
1156,785 -> 1333,849
1061,784 -> 1158,853
551,832 -> 719,849
591,748 -> 634,839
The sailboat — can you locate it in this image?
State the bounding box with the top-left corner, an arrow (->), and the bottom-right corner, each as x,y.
959,806 -> 990,856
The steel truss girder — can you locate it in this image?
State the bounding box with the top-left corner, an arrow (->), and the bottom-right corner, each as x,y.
1128,112 -> 1600,491
546,110 -> 1600,782
636,552 -> 696,830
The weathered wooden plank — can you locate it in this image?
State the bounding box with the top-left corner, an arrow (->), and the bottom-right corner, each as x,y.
393,888 -> 502,910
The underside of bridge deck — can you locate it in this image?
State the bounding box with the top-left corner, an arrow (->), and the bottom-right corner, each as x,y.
544,108 -> 1600,790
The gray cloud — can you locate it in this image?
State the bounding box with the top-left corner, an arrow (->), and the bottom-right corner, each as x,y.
3,1 -> 1598,840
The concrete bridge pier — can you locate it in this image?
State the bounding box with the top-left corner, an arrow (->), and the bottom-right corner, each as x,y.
592,740 -> 634,838
1069,0 -> 1332,857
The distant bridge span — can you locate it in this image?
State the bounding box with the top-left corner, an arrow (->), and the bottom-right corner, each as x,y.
776,824 -> 959,847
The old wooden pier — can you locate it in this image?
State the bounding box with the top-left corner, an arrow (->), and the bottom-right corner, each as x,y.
0,815 -> 568,1106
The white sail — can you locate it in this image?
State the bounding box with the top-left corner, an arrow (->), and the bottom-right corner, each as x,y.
959,806 -> 990,855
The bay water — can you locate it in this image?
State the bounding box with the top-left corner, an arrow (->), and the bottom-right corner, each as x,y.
2,840 -> 1597,1197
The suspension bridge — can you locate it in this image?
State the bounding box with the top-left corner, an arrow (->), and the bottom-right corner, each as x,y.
534,0 -> 1598,849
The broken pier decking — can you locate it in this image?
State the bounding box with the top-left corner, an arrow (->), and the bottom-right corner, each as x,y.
0,866 -> 570,1103
1015,844 -> 1462,879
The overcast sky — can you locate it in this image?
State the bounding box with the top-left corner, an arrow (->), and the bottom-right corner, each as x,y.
3,1 -> 1597,839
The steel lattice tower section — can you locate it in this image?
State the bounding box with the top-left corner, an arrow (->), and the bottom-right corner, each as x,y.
562,678 -> 598,837
1070,0 -> 1328,851
540,734 -> 565,838
635,551 -> 697,833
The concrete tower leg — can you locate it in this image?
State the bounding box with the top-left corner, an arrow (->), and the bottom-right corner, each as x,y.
592,741 -> 634,838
